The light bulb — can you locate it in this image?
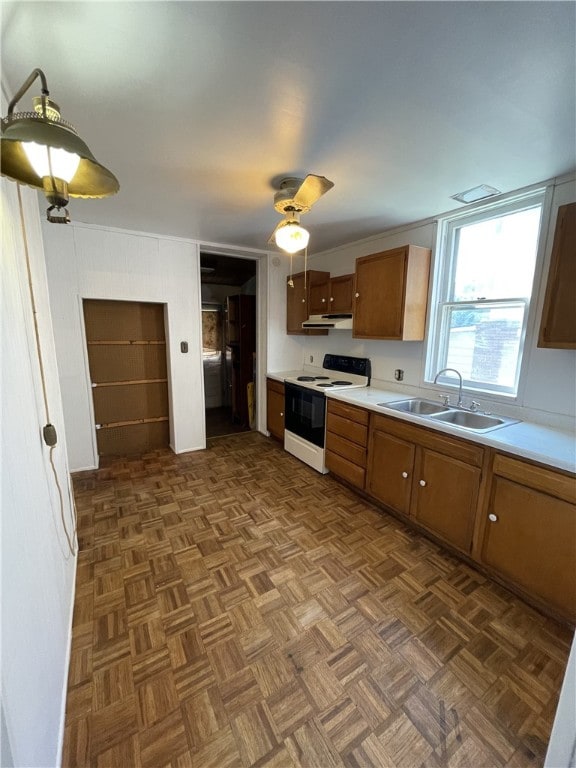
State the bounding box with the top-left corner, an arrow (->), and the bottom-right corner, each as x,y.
22,141 -> 80,183
275,221 -> 310,254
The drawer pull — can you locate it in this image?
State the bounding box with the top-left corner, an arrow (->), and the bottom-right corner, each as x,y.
488,513 -> 498,522
419,479 -> 427,487
402,471 -> 409,479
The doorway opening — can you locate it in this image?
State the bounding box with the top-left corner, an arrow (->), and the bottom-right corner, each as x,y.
200,253 -> 257,439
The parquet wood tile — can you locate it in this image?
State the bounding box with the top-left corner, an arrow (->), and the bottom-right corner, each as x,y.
64,433 -> 572,767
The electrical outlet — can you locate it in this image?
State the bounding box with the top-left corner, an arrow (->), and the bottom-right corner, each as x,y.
394,369 -> 404,381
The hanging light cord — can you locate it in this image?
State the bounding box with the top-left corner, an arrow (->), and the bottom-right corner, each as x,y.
16,184 -> 77,557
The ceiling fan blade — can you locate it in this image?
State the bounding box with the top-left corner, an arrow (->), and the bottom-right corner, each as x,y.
293,174 -> 334,209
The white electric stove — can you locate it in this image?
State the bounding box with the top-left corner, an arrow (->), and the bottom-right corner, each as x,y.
283,354 -> 371,473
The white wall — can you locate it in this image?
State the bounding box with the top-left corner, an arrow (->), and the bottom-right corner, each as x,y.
1,178 -> 76,767
281,178 -> 576,426
42,224 -> 205,470
545,631 -> 576,767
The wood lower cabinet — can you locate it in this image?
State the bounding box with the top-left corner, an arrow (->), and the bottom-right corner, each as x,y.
366,429 -> 414,515
325,399 -> 369,489
412,448 -> 481,553
538,202 -> 576,348
366,414 -> 484,553
476,453 -> 576,623
353,245 -> 431,340
266,378 -> 285,441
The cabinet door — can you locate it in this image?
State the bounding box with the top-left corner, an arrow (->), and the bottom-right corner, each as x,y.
309,275 -> 330,315
286,273 -> 308,334
480,476 -> 576,622
411,449 -> 480,553
538,202 -> 576,348
329,274 -> 354,313
366,429 -> 414,516
266,381 -> 285,441
353,249 -> 406,339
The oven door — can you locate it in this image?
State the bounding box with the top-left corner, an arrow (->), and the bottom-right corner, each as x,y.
284,382 -> 326,448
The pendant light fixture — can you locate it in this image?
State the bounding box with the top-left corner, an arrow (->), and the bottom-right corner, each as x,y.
1,68 -> 119,223
274,213 -> 310,254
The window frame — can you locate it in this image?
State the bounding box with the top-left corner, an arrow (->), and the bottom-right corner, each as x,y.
425,189 -> 547,400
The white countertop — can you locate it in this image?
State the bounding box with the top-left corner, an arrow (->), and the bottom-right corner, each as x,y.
267,372 -> 576,474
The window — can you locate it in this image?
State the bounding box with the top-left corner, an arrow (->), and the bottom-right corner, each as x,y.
427,192 -> 544,397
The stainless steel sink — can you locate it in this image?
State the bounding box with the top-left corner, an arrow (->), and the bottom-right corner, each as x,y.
378,397 -> 519,433
379,399 -> 451,415
428,410 -> 519,432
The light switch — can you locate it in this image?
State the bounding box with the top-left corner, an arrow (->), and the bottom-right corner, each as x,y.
180,341 -> 188,353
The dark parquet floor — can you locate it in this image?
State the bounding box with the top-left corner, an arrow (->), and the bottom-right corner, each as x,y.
62,433 -> 572,767
205,407 -> 251,439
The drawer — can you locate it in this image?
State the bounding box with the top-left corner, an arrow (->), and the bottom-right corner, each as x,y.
267,378 -> 285,395
326,412 -> 368,447
326,431 -> 367,467
370,413 -> 484,467
326,450 -> 366,489
327,399 -> 370,425
493,453 -> 576,504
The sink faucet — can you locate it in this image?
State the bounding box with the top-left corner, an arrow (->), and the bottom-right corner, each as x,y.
433,368 -> 463,407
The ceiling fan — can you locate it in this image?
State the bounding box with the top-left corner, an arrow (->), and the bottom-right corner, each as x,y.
268,174 -> 334,253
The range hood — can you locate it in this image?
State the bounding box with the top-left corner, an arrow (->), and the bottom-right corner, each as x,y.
302,313 -> 353,330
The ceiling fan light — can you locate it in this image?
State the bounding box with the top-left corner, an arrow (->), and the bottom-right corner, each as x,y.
275,221 -> 310,253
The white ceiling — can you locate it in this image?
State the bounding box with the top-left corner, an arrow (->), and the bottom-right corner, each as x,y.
2,1 -> 575,254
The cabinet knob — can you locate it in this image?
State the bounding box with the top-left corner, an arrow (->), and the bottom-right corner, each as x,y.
355,292 -> 360,298
301,298 -> 306,303
330,297 -> 334,302
419,479 -> 427,487
321,298 -> 326,303
488,513 -> 498,523
280,412 -> 284,417
401,471 -> 409,479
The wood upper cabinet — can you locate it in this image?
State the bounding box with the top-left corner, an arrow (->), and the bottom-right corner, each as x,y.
266,378 -> 285,441
286,270 -> 329,335
328,274 -> 354,313
366,414 -> 483,553
538,202 -> 576,348
476,453 -> 576,623
309,273 -> 331,315
353,245 -> 431,340
325,399 -> 370,489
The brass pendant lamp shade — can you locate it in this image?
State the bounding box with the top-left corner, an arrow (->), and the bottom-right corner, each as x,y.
1,68 -> 119,222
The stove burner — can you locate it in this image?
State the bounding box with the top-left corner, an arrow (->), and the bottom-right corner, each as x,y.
331,380 -> 352,386
316,382 -> 335,388
297,376 -> 316,381
314,376 -> 330,380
